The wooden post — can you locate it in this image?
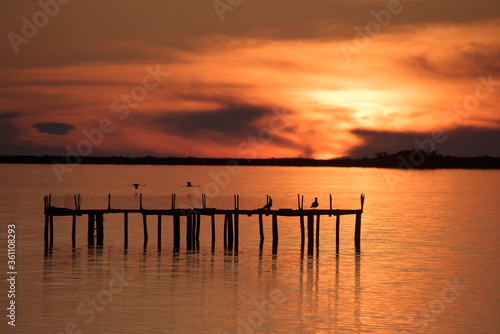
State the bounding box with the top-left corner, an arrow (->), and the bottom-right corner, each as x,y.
186,214 -> 192,250
87,214 -> 94,246
173,214 -> 180,252
316,215 -> 320,247
44,211 -> 49,248
108,194 -> 111,210
329,194 -> 332,216
307,215 -> 314,254
124,213 -> 128,248
227,213 -> 234,251
49,215 -> 54,247
157,215 -> 162,250
234,212 -> 239,253
211,214 -> 215,249
300,215 -> 305,246
355,213 -> 361,250
140,193 -> 143,210
142,214 -> 148,247
72,215 -> 76,248
223,214 -> 228,249
195,214 -> 201,243
96,213 -> 104,246
74,195 -> 78,211
259,214 -> 264,242
272,214 -> 278,253
336,214 -> 340,250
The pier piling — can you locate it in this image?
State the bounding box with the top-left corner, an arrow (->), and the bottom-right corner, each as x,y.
211,214 -> 215,249
173,214 -> 180,252
227,213 -> 234,251
307,215 -> 314,254
157,215 -> 162,250
142,214 -> 148,247
124,213 -> 128,248
316,215 -> 320,248
336,214 -> 340,250
49,215 -> 54,248
258,214 -> 264,242
87,214 -> 94,247
272,214 -> 278,253
96,213 -> 104,246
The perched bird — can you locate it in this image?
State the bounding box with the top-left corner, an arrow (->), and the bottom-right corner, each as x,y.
186,181 -> 192,187
127,183 -> 146,190
261,198 -> 273,210
310,197 -> 318,209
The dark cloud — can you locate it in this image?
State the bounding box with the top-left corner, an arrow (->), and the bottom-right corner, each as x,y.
3,0 -> 500,69
0,112 -> 21,120
32,122 -> 75,135
156,105 -> 271,139
349,127 -> 500,157
405,45 -> 500,79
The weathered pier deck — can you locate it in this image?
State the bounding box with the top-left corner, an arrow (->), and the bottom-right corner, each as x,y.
43,193 -> 365,253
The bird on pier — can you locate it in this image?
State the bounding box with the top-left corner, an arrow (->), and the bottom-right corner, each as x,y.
310,197 -> 318,209
127,183 -> 146,190
261,198 -> 273,210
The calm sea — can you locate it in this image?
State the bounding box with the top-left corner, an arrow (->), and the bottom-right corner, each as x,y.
0,164 -> 499,333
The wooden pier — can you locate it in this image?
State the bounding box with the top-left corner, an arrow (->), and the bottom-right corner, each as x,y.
43,193 -> 365,253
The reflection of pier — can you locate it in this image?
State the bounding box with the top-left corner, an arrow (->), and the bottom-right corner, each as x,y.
43,193 -> 365,253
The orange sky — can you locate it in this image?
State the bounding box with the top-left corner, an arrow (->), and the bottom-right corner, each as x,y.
1,0 -> 499,158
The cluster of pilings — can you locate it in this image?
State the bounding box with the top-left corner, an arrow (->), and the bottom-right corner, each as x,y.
44,193 -> 365,253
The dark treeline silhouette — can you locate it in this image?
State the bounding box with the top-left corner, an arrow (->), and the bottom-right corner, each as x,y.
0,150 -> 499,169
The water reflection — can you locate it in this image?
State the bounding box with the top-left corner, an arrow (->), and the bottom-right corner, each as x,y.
41,242 -> 364,333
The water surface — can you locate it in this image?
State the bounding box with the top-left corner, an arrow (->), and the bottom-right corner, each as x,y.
1,165 -> 499,333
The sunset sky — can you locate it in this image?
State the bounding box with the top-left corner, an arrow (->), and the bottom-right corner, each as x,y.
1,0 -> 499,159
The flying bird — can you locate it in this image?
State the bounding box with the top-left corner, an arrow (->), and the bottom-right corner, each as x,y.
310,197 -> 318,209
127,183 -> 146,190
261,198 -> 273,210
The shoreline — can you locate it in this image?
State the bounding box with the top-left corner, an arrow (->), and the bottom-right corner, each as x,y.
1,151 -> 499,170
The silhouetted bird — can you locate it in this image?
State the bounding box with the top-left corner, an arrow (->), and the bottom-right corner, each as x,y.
128,183 -> 146,190
310,197 -> 318,209
187,182 -> 192,187
261,198 -> 273,210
